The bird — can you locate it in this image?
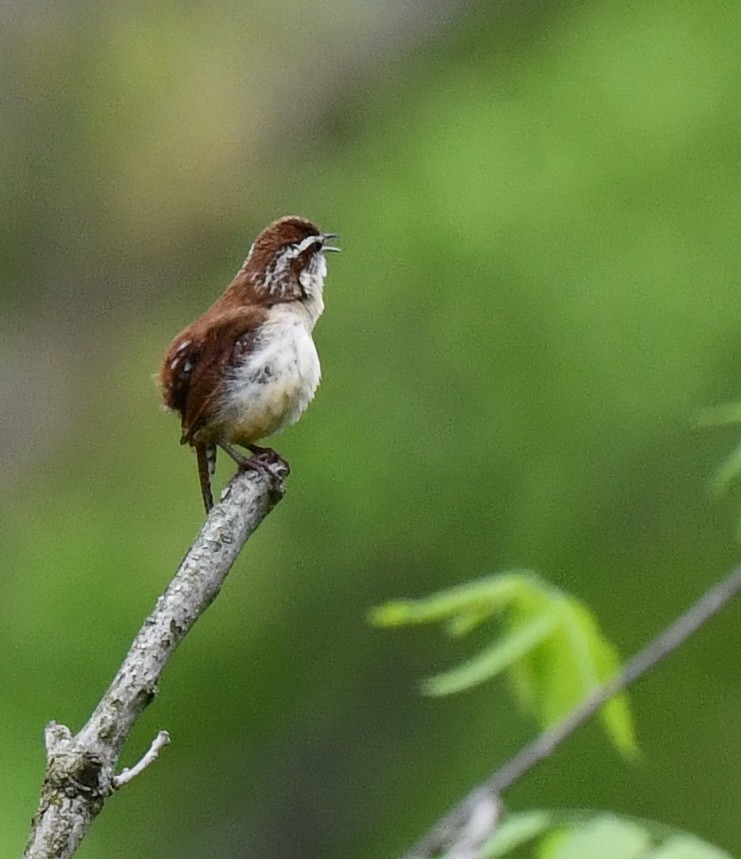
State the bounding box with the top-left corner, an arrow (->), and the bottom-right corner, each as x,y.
159,215 -> 339,512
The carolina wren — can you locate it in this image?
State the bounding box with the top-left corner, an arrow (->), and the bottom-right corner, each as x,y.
159,215 -> 339,512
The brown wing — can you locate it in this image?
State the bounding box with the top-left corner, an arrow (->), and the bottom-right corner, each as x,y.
160,331 -> 199,416
159,306 -> 267,445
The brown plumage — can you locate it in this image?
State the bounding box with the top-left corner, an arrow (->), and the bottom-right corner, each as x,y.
159,216 -> 339,512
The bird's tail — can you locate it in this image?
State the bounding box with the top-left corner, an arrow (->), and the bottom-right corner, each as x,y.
196,443 -> 216,512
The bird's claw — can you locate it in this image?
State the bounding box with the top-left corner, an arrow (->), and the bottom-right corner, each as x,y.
241,448 -> 291,481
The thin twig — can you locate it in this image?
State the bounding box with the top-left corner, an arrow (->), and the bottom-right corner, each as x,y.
402,564 -> 741,858
112,731 -> 171,789
23,464 -> 287,859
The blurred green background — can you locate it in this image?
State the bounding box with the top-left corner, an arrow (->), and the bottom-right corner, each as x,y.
2,1 -> 741,856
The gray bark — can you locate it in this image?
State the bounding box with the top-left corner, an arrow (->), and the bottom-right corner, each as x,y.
23,465 -> 286,859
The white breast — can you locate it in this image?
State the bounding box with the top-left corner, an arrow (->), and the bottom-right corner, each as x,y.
221,304 -> 321,445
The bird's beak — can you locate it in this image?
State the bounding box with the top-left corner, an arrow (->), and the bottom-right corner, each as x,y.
321,233 -> 341,253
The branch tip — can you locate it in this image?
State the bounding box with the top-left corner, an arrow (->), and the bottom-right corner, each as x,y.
112,731 -> 171,789
44,722 -> 72,757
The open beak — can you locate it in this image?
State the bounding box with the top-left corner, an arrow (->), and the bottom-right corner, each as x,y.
321,232 -> 341,253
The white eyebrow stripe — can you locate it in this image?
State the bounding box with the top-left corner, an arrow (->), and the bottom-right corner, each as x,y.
294,234 -> 322,254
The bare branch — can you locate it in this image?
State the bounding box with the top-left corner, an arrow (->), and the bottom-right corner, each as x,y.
401,564 -> 741,858
23,465 -> 287,859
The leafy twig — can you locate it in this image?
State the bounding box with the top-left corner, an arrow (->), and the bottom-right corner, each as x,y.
401,564 -> 741,858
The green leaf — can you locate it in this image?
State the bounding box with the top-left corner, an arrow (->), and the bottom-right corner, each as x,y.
507,591 -> 638,755
565,598 -> 638,759
537,828 -> 570,859
369,572 -> 529,628
469,810 -> 733,859
422,613 -> 557,696
646,835 -> 733,859
544,816 -> 651,859
371,572 -> 638,757
480,811 -> 553,858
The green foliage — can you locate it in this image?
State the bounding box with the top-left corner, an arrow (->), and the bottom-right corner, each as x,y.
481,811 -> 552,858
5,0 -> 741,856
481,812 -> 731,859
371,572 -> 637,757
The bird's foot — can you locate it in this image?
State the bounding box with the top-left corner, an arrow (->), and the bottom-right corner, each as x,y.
222,442 -> 290,479
248,444 -> 288,468
246,446 -> 291,480
219,442 -> 291,486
